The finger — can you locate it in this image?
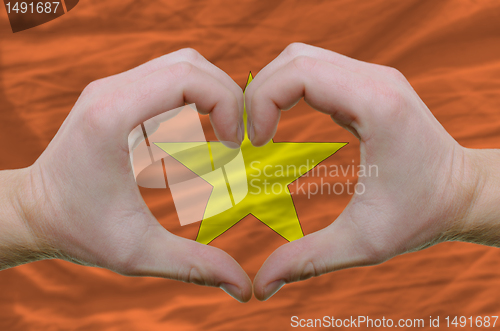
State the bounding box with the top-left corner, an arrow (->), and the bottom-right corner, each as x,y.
124,226 -> 252,303
246,43 -> 374,102
246,56 -> 373,146
87,62 -> 242,147
253,213 -> 374,301
109,49 -> 244,117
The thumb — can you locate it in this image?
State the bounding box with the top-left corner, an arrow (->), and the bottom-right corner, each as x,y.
118,226 -> 252,303
253,213 -> 376,301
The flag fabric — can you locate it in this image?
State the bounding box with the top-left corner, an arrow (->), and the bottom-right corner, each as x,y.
1,1 -> 500,330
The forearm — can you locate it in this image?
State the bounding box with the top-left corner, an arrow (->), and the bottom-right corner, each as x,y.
453,148 -> 500,247
0,167 -> 46,269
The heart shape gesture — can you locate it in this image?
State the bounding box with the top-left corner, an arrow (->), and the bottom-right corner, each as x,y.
0,43 -> 495,302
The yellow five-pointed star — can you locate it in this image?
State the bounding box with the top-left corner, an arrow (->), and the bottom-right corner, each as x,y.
156,73 -> 346,244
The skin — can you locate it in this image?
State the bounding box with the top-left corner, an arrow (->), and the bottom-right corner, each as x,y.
0,49 -> 251,303
246,43 -> 500,300
1,43 -> 499,303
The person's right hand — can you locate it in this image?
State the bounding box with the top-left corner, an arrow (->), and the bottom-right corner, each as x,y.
245,43 -> 489,301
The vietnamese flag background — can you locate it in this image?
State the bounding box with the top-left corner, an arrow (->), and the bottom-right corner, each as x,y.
1,1 -> 500,330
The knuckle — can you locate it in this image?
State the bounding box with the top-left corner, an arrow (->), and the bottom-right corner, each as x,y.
173,265 -> 207,285
285,42 -> 308,57
292,55 -> 317,72
81,78 -> 106,98
379,84 -> 404,109
379,65 -> 408,84
82,91 -> 118,133
185,266 -> 205,285
298,260 -> 321,281
177,47 -> 200,62
368,80 -> 407,119
167,61 -> 194,80
387,67 -> 407,83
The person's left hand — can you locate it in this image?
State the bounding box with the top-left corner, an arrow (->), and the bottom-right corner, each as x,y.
14,49 -> 252,302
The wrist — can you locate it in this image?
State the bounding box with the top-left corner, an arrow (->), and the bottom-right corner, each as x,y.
0,167 -> 50,269
449,148 -> 500,246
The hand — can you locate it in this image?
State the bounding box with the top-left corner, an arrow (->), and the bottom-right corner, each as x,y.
246,43 -> 488,300
5,49 -> 252,302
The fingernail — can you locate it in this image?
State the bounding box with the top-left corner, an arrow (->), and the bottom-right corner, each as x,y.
237,119 -> 245,143
220,283 -> 243,302
263,280 -> 285,301
247,117 -> 255,143
222,140 -> 239,149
